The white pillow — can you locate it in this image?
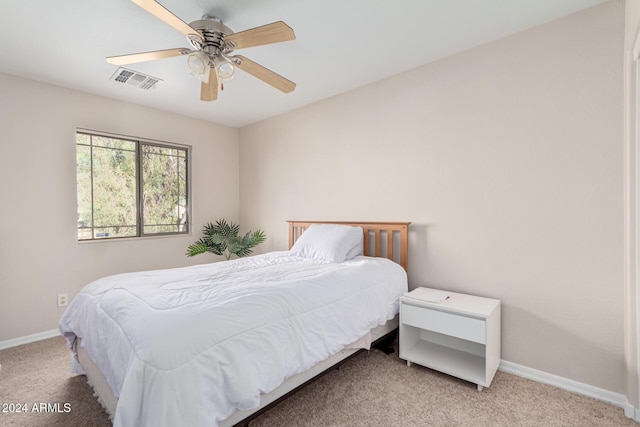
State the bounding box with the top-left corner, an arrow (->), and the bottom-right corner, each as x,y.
345,240 -> 364,260
290,224 -> 364,262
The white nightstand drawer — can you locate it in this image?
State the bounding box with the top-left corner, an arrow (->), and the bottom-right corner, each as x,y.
402,302 -> 486,344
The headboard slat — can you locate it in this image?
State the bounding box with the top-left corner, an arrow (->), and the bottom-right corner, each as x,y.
287,221 -> 411,273
363,230 -> 370,256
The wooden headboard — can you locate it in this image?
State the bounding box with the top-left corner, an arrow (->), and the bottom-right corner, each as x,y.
287,221 -> 411,273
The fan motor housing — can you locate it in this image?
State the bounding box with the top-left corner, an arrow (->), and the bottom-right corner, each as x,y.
188,17 -> 233,54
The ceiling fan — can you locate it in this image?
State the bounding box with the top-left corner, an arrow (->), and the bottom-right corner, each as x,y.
106,0 -> 296,101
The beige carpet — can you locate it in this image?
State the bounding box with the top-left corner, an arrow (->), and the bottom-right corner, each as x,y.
0,336 -> 635,427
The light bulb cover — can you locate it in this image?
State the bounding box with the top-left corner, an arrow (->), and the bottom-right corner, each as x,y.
187,52 -> 211,83
214,56 -> 235,80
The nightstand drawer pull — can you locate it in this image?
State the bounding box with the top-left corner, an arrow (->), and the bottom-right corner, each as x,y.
402,303 -> 486,344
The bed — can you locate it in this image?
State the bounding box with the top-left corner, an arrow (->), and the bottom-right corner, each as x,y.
59,220 -> 410,427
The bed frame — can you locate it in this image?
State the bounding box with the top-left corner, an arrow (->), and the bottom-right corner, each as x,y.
75,220 -> 411,427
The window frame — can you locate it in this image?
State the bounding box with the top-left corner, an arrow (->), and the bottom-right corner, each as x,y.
76,128 -> 192,242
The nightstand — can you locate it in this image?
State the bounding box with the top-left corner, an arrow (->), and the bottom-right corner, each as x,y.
399,287 -> 501,391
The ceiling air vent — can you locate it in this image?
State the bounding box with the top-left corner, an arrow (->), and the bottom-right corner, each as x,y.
110,67 -> 162,90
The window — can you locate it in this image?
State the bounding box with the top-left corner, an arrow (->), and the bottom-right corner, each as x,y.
76,130 -> 190,241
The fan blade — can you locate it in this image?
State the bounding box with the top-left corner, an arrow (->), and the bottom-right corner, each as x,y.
131,0 -> 203,42
225,21 -> 295,50
234,55 -> 296,93
106,48 -> 192,65
201,68 -> 218,101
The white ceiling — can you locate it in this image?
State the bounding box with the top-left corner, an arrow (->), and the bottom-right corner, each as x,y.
0,0 -> 608,128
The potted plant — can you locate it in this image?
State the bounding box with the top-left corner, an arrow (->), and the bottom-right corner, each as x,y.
186,219 -> 266,260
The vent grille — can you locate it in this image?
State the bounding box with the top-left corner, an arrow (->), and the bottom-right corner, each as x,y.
110,67 -> 162,90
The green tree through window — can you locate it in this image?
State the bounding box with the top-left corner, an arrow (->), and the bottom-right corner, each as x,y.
76,131 -> 189,240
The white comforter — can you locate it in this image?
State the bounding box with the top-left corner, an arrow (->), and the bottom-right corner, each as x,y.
59,252 -> 407,427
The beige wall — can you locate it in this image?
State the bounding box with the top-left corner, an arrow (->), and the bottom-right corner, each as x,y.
240,1 -> 625,393
0,73 -> 240,341
624,0 -> 640,412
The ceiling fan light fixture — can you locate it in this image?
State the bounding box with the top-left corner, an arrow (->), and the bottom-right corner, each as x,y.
214,56 -> 235,80
187,51 -> 211,83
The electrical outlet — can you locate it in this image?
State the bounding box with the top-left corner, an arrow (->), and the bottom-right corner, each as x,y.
57,293 -> 69,307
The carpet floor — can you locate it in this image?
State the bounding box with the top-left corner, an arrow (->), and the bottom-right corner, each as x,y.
0,336 -> 635,426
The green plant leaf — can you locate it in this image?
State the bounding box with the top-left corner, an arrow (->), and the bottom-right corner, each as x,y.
187,219 -> 266,259
186,241 -> 210,257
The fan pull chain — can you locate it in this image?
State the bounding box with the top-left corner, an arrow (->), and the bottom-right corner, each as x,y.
221,82 -> 225,91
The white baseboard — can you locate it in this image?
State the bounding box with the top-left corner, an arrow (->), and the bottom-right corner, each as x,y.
500,360 -> 635,419
623,402 -> 639,421
0,329 -> 61,350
